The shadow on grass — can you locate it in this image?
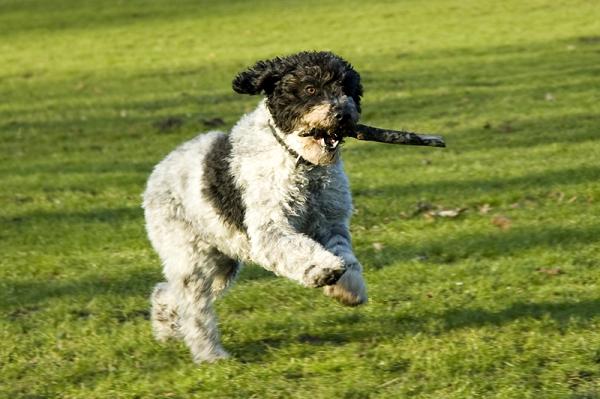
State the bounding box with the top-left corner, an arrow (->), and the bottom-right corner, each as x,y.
353,163 -> 600,206
1,268 -> 159,312
1,209 -> 275,313
435,299 -> 600,330
343,299 -> 600,337
0,0 -> 252,37
0,206 -> 146,251
1,263 -> 275,314
232,298 -> 600,362
2,206 -> 142,225
0,159 -> 154,178
357,224 -> 600,268
374,298 -> 600,337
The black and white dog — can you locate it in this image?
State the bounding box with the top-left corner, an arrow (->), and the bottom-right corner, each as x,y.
143,51 -> 367,363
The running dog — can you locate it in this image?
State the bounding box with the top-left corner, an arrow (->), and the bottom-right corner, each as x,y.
143,51 -> 367,363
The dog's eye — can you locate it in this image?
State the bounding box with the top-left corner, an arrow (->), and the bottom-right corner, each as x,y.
305,86 -> 316,95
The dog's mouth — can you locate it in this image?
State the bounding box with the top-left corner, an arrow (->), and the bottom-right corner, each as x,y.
302,128 -> 347,152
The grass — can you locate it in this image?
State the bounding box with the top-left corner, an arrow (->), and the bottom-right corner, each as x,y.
1,0 -> 600,397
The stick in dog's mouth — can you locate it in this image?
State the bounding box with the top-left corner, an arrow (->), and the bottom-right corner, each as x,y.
301,124 -> 446,149
349,124 -> 446,147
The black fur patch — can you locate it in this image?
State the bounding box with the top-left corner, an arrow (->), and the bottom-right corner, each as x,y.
202,134 -> 246,232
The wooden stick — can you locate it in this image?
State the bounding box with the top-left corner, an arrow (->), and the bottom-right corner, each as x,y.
348,124 -> 446,148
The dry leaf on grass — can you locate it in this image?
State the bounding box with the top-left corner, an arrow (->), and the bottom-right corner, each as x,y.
491,215 -> 512,230
550,191 -> 565,202
412,201 -> 467,220
537,267 -> 564,276
372,242 -> 384,251
433,208 -> 466,218
478,203 -> 492,214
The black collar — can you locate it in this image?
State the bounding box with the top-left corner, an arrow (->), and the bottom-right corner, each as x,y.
267,121 -> 312,167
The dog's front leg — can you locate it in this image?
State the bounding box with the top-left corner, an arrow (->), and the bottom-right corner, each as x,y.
245,211 -> 346,287
317,223 -> 368,306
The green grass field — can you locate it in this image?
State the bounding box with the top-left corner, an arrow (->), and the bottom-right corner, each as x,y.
1,0 -> 600,397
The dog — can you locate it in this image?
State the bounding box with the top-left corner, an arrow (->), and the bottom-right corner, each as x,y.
143,51 -> 368,363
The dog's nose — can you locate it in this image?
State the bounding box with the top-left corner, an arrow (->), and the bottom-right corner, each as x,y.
334,111 -> 349,122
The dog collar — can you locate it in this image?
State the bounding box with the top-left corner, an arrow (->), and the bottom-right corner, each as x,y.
267,121 -> 312,167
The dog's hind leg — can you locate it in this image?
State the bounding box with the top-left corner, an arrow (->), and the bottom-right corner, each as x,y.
151,281 -> 180,341
169,254 -> 230,364
145,207 -> 230,363
160,244 -> 232,363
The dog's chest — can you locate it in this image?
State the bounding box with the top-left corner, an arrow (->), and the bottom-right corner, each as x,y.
285,166 -> 333,231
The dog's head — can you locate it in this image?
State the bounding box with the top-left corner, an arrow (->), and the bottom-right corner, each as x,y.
233,51 -> 362,165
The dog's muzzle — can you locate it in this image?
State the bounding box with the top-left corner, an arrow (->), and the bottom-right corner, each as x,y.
298,98 -> 359,152
305,114 -> 355,152
308,128 -> 344,152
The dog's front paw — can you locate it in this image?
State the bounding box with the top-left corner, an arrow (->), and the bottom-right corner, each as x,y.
303,260 -> 345,288
323,268 -> 368,306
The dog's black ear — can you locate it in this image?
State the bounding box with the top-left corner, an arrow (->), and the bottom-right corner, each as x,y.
343,68 -> 363,112
232,58 -> 285,95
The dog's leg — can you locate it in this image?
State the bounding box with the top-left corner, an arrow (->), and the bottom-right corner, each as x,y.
151,281 -> 181,341
156,254 -> 229,363
318,223 -> 367,306
145,206 -> 230,363
169,260 -> 229,364
151,254 -> 236,343
245,215 -> 346,287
